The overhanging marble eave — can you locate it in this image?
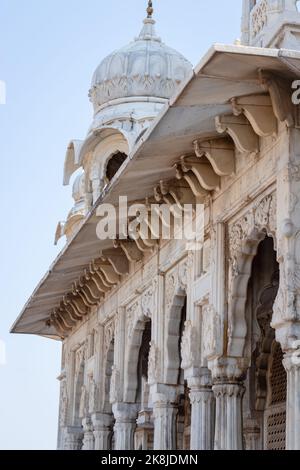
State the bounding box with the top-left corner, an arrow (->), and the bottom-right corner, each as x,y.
11,44 -> 300,338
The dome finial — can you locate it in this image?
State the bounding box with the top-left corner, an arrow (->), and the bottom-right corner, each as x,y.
147,1 -> 153,18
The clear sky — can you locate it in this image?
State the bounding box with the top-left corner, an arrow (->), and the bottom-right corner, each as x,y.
0,0 -> 241,450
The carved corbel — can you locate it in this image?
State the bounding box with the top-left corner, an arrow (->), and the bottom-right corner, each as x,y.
133,235 -> 154,253
231,94 -> 277,137
77,282 -> 99,306
172,182 -> 195,207
96,269 -> 115,288
152,202 -> 174,230
154,183 -> 183,219
84,281 -> 103,302
72,286 -> 91,308
114,239 -> 143,262
75,276 -> 100,305
93,272 -> 111,293
99,263 -> 120,285
180,157 -> 220,191
215,114 -> 259,154
90,258 -> 116,287
83,269 -> 106,298
175,163 -> 209,201
136,225 -> 158,248
159,181 -> 183,208
62,294 -> 83,320
101,248 -> 130,276
194,138 -> 235,176
259,70 -> 294,127
53,308 -> 74,330
62,304 -> 81,323
71,294 -> 89,315
55,307 -> 76,329
50,312 -> 69,336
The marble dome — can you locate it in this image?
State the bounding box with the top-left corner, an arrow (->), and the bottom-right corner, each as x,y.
89,15 -> 193,113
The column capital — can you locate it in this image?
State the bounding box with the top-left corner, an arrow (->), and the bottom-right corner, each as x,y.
283,350 -> 300,371
91,412 -> 114,430
112,402 -> 138,422
212,382 -> 245,399
187,367 -> 212,390
112,403 -> 137,450
208,356 -> 249,383
149,384 -> 178,407
273,321 -> 300,353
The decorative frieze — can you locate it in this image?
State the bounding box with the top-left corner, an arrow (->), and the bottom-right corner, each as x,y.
228,192 -> 276,279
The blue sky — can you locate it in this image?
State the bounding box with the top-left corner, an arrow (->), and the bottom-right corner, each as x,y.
0,0 -> 241,450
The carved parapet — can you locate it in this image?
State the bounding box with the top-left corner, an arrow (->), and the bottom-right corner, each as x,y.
215,114 -> 259,154
194,138 -> 235,176
231,94 -> 277,137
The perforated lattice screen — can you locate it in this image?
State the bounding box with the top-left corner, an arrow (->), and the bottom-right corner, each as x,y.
266,342 -> 287,450
270,343 -> 287,405
266,411 -> 286,450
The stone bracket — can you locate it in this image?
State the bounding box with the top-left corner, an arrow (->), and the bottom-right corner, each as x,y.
259,70 -> 295,127
231,94 -> 277,137
194,138 -> 235,176
101,248 -> 130,276
175,163 -> 209,201
114,239 -> 143,263
215,114 -> 259,154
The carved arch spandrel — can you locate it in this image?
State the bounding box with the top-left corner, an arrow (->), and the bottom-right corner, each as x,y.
227,192 -> 277,359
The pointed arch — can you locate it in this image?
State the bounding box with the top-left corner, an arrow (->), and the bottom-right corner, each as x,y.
227,192 -> 277,358
124,302 -> 151,403
164,285 -> 187,385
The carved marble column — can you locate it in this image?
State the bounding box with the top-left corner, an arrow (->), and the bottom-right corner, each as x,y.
82,417 -> 95,450
91,413 -> 113,450
283,352 -> 300,450
112,403 -> 137,450
188,370 -> 215,450
63,426 -> 83,450
210,358 -> 247,450
151,385 -> 178,450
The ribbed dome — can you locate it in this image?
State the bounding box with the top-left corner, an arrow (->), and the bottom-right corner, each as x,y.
89,16 -> 192,113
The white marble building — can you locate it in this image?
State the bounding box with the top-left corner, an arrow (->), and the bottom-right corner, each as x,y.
12,1 -> 300,450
